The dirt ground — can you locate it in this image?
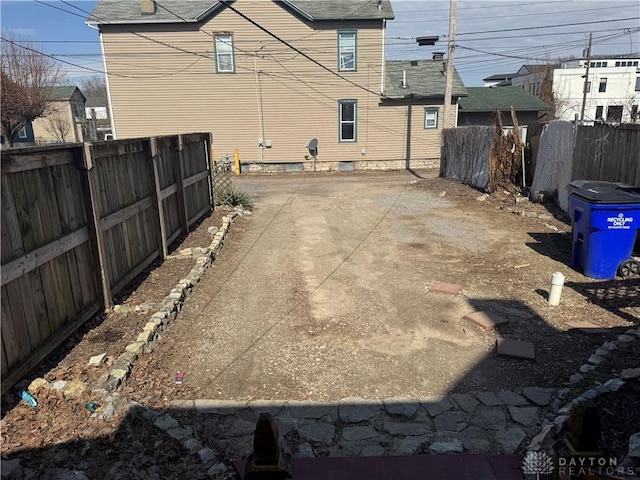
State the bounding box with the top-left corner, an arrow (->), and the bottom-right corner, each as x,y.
124,171 -> 636,403
1,170 -> 638,478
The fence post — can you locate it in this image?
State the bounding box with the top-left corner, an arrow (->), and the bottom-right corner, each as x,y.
206,132 -> 215,208
175,134 -> 189,233
81,143 -> 112,310
150,137 -> 168,259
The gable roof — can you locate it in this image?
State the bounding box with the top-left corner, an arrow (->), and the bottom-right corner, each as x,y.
88,0 -> 393,25
384,60 -> 467,99
458,87 -> 550,113
517,64 -> 558,75
47,86 -> 85,101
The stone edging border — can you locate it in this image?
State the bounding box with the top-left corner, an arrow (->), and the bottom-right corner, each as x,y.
526,327 -> 640,454
19,206 -> 638,478
93,212 -> 239,394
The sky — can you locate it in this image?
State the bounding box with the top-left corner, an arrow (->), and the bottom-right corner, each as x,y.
1,0 -> 639,87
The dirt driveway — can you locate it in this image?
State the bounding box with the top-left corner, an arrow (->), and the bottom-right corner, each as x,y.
122,170 -> 635,404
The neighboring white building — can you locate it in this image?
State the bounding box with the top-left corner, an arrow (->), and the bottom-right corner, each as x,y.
494,55 -> 639,124
552,55 -> 639,123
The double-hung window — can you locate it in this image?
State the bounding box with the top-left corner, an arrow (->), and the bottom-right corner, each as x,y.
424,108 -> 439,129
215,33 -> 235,73
339,100 -> 357,142
338,30 -> 356,71
598,78 -> 607,93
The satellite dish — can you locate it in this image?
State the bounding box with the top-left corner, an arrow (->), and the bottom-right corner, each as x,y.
307,138 -> 318,157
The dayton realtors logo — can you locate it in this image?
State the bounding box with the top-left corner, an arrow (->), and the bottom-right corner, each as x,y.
522,451 -> 554,479
522,450 -> 638,479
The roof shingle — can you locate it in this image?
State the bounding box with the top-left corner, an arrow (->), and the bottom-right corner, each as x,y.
88,0 -> 394,24
458,87 -> 550,112
384,60 -> 467,99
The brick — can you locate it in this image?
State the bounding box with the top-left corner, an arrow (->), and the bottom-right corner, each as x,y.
566,321 -> 609,334
496,338 -> 535,361
464,311 -> 509,330
430,282 -> 463,296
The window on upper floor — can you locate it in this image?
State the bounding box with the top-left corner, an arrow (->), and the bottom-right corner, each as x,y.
598,78 -> 607,92
615,61 -> 621,67
338,100 -> 357,142
424,108 -> 439,129
602,62 -> 607,67
635,77 -> 640,91
214,33 -> 235,73
338,30 -> 357,72
584,81 -> 591,93
18,126 -> 27,139
632,105 -> 638,122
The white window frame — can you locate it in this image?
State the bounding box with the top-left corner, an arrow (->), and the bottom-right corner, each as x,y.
215,33 -> 235,73
18,126 -> 28,139
338,30 -> 357,72
424,108 -> 439,129
338,100 -> 357,142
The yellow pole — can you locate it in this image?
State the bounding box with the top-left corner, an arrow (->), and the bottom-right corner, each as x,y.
234,149 -> 240,175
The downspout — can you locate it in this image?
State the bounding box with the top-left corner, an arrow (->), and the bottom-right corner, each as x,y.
380,19 -> 386,94
93,26 -> 117,140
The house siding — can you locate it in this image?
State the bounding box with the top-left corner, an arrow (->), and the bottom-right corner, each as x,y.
100,1 -> 444,167
32,100 -> 81,144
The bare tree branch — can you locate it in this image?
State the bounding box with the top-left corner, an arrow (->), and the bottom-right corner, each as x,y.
1,33 -> 65,147
42,110 -> 71,143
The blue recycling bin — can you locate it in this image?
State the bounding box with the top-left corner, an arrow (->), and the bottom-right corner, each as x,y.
568,180 -> 640,279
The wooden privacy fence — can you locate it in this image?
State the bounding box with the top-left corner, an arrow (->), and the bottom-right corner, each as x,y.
1,133 -> 213,393
571,123 -> 640,185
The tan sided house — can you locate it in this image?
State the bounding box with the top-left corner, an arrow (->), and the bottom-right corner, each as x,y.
88,0 -> 467,170
31,86 -> 87,144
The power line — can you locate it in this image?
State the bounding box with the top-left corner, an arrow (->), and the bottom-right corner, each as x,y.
454,16 -> 640,37
1,36 -> 152,79
391,4 -> 640,23
219,1 -> 386,98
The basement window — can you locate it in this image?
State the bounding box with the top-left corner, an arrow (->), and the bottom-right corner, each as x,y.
424,108 -> 439,129
214,33 -> 235,73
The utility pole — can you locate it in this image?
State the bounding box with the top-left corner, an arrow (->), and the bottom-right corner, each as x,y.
442,0 -> 457,130
580,32 -> 592,122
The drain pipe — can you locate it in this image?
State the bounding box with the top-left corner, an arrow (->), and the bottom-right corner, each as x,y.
548,272 -> 565,306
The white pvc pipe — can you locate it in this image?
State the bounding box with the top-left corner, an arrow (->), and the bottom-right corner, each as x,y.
548,272 -> 565,306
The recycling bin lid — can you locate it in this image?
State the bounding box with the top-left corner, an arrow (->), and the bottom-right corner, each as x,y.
568,180 -> 640,204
